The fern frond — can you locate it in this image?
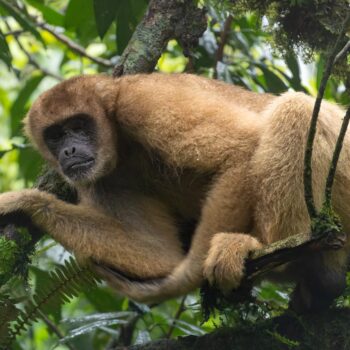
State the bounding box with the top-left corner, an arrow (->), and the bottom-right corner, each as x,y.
0,257 -> 100,349
0,294 -> 20,345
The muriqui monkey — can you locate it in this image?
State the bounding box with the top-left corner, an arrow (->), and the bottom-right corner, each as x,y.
0,73 -> 349,312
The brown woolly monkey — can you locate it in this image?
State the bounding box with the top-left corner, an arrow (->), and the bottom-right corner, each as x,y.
0,73 -> 349,312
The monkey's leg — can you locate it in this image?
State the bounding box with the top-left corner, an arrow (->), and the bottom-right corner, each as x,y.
0,189 -> 184,281
253,92 -> 350,312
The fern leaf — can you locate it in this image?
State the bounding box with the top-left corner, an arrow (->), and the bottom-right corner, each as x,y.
0,257 -> 100,349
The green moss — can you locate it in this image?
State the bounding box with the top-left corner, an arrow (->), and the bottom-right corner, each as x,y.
0,237 -> 19,285
207,0 -> 350,78
0,229 -> 33,286
311,203 -> 342,239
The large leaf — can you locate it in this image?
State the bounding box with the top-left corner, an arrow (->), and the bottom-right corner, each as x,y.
93,0 -> 119,39
25,0 -> 65,27
10,74 -> 44,137
0,29 -> 11,69
0,0 -> 44,44
65,0 -> 98,45
285,53 -> 305,91
84,286 -> 124,312
116,0 -> 147,54
18,146 -> 43,185
256,63 -> 288,93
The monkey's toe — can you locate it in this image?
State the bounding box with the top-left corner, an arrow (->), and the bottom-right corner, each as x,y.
203,232 -> 262,294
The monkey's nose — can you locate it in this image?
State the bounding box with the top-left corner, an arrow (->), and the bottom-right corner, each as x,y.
64,146 -> 76,157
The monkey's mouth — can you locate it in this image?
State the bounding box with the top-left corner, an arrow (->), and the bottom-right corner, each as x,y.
63,157 -> 95,178
67,158 -> 95,171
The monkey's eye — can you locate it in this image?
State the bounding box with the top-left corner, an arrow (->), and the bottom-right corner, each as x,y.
70,125 -> 84,133
45,126 -> 64,142
66,118 -> 87,135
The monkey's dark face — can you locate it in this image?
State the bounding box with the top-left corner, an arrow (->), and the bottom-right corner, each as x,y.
43,114 -> 97,182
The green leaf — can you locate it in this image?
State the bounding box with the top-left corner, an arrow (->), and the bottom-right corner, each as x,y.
135,330 -> 151,345
116,1 -> 133,54
169,319 -> 206,336
10,74 -> 44,137
0,0 -> 44,44
30,266 -> 62,323
0,30 -> 11,69
62,311 -> 136,326
93,0 -> 119,39
285,54 -> 305,91
60,319 -> 128,343
2,258 -> 101,348
116,0 -> 147,54
256,63 -> 288,93
65,0 -> 98,45
84,286 -> 124,312
18,146 -> 43,185
24,0 -> 64,27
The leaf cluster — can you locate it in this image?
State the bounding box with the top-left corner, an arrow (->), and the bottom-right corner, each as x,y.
209,0 -> 350,78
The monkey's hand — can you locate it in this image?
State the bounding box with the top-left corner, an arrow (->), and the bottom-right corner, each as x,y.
0,189 -> 48,235
203,233 -> 262,294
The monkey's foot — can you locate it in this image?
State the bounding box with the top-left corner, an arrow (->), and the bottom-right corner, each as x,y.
203,233 -> 262,294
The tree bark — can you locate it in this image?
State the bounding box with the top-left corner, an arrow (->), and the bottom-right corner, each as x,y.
114,309 -> 350,350
113,0 -> 206,76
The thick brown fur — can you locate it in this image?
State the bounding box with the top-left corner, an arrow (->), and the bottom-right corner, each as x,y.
1,73 -> 349,311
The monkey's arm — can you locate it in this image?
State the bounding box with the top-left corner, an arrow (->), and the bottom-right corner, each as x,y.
114,168 -> 263,303
0,189 -> 182,280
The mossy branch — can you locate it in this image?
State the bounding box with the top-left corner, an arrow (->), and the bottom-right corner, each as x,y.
112,0 -> 206,76
112,309 -> 350,350
324,105 -> 350,205
303,13 -> 350,220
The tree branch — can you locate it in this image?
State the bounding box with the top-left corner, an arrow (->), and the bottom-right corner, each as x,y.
113,309 -> 350,350
113,0 -> 206,76
325,105 -> 350,205
213,15 -> 233,79
37,310 -> 77,350
166,296 -> 187,339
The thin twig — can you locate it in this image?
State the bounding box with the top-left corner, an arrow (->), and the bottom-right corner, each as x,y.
8,0 -> 113,68
334,40 -> 350,64
324,105 -> 350,205
303,13 -> 350,220
166,296 -> 187,339
4,20 -> 62,81
37,310 -> 77,350
117,314 -> 141,346
15,36 -> 62,81
37,22 -> 113,68
3,29 -> 24,37
213,15 -> 233,79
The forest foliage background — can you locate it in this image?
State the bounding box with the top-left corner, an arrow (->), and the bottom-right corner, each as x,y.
0,0 -> 349,349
